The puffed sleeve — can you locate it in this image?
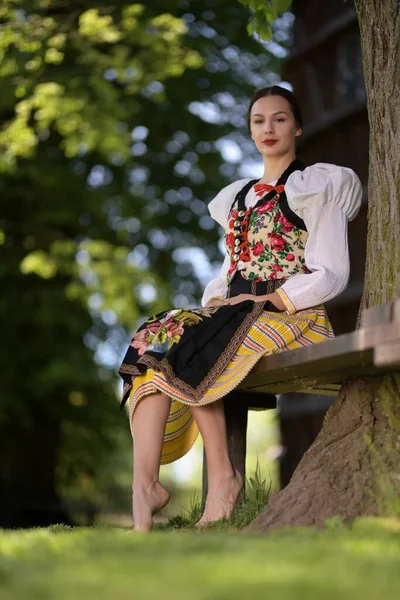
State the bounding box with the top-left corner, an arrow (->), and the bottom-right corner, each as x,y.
201,178 -> 251,306
201,252 -> 230,307
207,178 -> 252,227
276,163 -> 363,314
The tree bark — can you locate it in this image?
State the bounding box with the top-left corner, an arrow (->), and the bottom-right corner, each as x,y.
247,0 -> 400,532
357,0 -> 400,312
246,375 -> 400,531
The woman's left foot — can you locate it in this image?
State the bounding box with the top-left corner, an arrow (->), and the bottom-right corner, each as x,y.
195,469 -> 243,528
132,480 -> 170,532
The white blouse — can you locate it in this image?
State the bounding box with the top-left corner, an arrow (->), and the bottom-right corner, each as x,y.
201,163 -> 363,312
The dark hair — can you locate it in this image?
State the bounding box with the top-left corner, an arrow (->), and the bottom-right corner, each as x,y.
247,85 -> 303,130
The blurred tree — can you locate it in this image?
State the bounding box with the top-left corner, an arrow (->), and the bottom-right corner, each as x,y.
0,0 -> 289,525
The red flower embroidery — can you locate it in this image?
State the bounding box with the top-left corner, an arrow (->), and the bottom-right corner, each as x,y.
269,233 -> 286,251
228,262 -> 236,275
131,329 -> 151,355
165,321 -> 184,338
280,215 -> 294,232
225,195 -> 308,283
131,322 -> 160,355
258,200 -> 277,213
225,232 -> 235,247
239,250 -> 251,262
252,241 -> 265,256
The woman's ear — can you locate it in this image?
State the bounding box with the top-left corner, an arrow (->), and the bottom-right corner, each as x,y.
295,127 -> 303,138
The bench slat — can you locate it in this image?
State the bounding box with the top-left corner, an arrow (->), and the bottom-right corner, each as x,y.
237,299 -> 400,396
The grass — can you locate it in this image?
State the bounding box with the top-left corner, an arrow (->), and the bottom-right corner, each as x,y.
159,461 -> 272,531
1,471 -> 399,600
0,518 -> 399,600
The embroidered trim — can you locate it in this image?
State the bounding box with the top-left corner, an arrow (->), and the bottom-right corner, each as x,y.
225,159 -> 307,283
278,191 -> 307,232
120,300 -> 266,402
119,280 -> 283,405
276,287 -> 297,314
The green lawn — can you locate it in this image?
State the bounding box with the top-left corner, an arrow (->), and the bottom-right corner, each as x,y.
0,519 -> 399,600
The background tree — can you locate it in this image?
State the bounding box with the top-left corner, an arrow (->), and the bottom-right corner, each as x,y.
0,0 -> 290,525
239,0 -> 400,531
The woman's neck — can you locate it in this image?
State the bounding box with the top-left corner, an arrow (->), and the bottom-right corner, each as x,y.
259,152 -> 296,183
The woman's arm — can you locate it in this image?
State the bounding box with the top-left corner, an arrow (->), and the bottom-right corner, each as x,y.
201,252 -> 230,307
201,178 -> 253,307
224,203 -> 350,311
224,163 -> 362,312
274,200 -> 351,312
274,163 -> 363,313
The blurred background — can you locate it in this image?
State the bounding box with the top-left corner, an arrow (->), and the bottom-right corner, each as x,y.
0,0 -> 368,528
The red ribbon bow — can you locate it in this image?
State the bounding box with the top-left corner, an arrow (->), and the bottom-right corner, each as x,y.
253,183 -> 285,198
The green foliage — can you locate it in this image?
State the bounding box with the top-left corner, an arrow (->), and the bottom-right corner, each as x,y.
0,1 -> 202,170
0,0 -> 288,517
0,519 -> 400,599
239,0 -> 293,39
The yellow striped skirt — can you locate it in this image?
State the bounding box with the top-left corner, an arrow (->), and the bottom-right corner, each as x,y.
127,306 -> 333,464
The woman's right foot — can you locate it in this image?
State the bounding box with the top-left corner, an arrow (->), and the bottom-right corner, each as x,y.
132,481 -> 170,532
195,469 -> 243,528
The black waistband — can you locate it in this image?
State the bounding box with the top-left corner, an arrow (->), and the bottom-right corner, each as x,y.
228,271 -> 286,312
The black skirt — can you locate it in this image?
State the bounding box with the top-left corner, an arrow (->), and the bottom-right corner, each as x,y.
118,273 -> 284,407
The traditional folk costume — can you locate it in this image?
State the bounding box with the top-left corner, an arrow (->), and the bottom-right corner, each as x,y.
118,160 -> 362,464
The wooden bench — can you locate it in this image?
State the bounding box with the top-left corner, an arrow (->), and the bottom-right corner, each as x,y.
202,299 -> 400,497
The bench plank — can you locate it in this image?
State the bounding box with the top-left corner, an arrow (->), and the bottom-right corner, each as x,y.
238,324 -> 400,395
374,340 -> 400,366
236,299 -> 400,396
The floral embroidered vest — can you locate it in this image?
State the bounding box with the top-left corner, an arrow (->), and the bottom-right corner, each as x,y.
224,177 -> 310,284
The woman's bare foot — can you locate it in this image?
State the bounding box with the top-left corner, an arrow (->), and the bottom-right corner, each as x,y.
132,480 -> 170,532
195,469 -> 243,529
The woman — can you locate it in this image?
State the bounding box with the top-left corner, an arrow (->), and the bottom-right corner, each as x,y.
119,86 -> 362,531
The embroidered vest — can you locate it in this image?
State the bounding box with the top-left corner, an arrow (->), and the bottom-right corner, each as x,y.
224,160 -> 310,284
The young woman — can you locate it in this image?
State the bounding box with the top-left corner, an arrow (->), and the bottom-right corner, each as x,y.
119,86 -> 362,531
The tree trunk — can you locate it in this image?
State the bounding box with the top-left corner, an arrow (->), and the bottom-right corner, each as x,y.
247,376 -> 400,531
247,0 -> 400,532
356,0 -> 400,312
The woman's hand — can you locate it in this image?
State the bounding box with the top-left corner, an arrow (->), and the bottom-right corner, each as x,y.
224,294 -> 260,305
224,292 -> 287,310
205,297 -> 227,308
206,292 -> 287,310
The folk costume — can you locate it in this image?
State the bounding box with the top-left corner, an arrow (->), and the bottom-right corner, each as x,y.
118,160 -> 362,464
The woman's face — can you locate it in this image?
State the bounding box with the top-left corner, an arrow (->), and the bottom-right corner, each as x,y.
249,95 -> 302,158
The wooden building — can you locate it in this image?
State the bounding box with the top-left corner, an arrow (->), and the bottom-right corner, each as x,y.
278,0 -> 369,486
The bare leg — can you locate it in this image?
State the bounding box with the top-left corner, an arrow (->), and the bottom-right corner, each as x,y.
131,392 -> 171,531
191,399 -> 243,527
